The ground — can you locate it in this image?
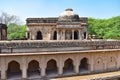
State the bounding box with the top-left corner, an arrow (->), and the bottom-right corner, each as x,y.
54,71 -> 120,80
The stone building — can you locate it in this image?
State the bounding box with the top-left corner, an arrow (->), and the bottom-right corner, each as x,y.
0,23 -> 7,40
26,8 -> 88,40
0,8 -> 119,80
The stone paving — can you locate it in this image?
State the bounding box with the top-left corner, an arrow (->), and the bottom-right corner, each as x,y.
54,71 -> 120,80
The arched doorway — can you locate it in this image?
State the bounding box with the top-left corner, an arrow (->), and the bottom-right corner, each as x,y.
36,31 -> 42,40
79,58 -> 89,73
74,30 -> 79,40
46,59 -> 58,76
53,31 -> 57,40
63,58 -> 74,74
27,60 -> 40,78
7,61 -> 21,79
84,32 -> 86,39
65,30 -> 72,40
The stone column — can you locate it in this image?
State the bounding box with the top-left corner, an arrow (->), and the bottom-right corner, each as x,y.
32,32 -> 36,40
29,32 -> 32,40
58,61 -> 63,75
79,30 -> 82,40
1,57 -> 6,80
22,66 -> 27,80
63,29 -> 65,40
1,69 -> 6,80
22,57 -> 27,80
74,64 -> 79,74
72,30 -> 74,40
74,57 -> 79,74
57,30 -> 59,40
90,54 -> 94,72
41,67 -> 46,77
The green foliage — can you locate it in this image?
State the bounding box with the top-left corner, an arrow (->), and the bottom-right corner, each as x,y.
7,24 -> 26,40
88,16 -> 120,40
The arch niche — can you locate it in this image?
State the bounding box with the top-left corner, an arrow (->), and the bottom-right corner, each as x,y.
79,57 -> 89,73
36,31 -> 42,40
7,61 -> 22,79
46,59 -> 58,76
63,58 -> 74,74
27,60 -> 40,77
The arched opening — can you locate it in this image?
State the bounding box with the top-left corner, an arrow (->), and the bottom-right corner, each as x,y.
7,61 -> 21,79
36,31 -> 42,40
63,58 -> 74,74
79,58 -> 89,73
74,31 -> 79,40
53,31 -> 57,40
27,60 -> 40,78
65,30 -> 72,40
46,59 -> 58,76
84,32 -> 86,39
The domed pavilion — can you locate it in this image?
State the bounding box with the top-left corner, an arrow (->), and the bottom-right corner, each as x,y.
26,8 -> 88,40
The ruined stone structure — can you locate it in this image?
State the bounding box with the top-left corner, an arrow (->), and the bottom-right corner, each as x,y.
0,23 -> 7,40
26,8 -> 88,40
0,9 -> 119,80
0,40 -> 120,80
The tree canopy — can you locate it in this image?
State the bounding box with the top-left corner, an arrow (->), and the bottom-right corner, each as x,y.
88,16 -> 120,40
7,24 -> 26,40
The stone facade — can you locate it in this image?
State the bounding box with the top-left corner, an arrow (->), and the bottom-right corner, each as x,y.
0,8 -> 119,80
0,40 -> 119,80
26,8 -> 88,40
0,48 -> 120,80
0,23 -> 7,40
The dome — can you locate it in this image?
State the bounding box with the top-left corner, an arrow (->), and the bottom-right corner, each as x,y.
58,8 -> 80,22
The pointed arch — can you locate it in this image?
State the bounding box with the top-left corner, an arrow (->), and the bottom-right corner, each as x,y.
46,59 -> 58,76
79,57 -> 89,73
74,30 -> 79,40
63,58 -> 74,74
36,31 -> 42,40
53,31 -> 57,40
7,61 -> 21,79
27,60 -> 40,77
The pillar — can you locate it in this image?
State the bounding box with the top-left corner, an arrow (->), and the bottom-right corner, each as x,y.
90,54 -> 94,72
1,69 -> 6,80
22,66 -> 27,80
79,30 -> 82,40
74,64 -> 79,74
63,29 -> 65,40
32,32 -> 36,40
22,57 -> 27,80
72,30 -> 74,40
57,30 -> 59,40
74,57 -> 79,74
1,57 -> 6,80
29,32 -> 32,40
41,67 -> 46,77
58,61 -> 63,75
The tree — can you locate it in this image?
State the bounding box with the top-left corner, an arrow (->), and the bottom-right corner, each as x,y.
88,16 -> 120,40
7,24 -> 26,40
0,11 -> 21,25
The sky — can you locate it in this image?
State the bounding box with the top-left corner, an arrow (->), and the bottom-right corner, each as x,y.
0,0 -> 120,23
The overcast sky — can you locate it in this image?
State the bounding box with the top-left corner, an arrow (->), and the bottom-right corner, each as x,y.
0,0 -> 120,23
